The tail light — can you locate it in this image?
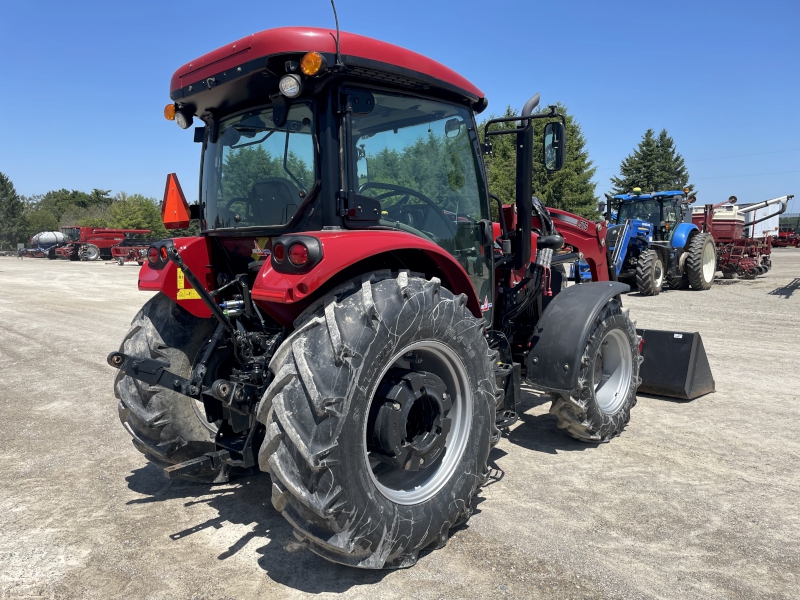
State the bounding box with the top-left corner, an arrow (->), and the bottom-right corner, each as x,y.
269,236 -> 322,274
288,243 -> 309,266
147,247 -> 160,264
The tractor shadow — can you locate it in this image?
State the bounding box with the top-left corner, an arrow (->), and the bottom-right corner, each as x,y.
769,278 -> 800,299
501,386 -> 600,455
125,464 -> 391,592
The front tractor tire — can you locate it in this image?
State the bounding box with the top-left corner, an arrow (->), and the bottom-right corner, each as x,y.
115,294 -> 221,481
686,233 -> 716,290
257,271 -> 497,569
549,299 -> 640,442
635,249 -> 664,296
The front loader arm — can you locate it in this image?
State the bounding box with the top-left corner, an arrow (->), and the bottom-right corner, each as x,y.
546,209 -> 612,281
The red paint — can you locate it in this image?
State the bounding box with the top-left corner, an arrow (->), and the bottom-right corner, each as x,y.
171,27 -> 484,103
251,230 -> 481,326
138,236 -> 214,318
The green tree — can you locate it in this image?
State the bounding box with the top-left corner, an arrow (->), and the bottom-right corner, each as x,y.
481,103 -> 599,219
221,146 -> 313,199
610,128 -> 691,194
106,193 -> 168,237
0,172 -> 27,249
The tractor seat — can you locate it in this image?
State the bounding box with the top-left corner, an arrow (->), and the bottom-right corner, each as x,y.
249,178 -> 302,225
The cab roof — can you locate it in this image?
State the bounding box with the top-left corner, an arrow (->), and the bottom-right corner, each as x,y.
170,27 -> 486,111
614,190 -> 685,201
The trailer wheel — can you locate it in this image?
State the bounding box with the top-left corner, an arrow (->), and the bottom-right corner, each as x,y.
257,271 -> 497,569
117,258 -> 125,266
115,293 -> 221,481
685,233 -> 716,290
549,299 -> 639,442
635,249 -> 663,296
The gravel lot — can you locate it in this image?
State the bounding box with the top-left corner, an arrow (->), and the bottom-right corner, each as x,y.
1,252 -> 798,599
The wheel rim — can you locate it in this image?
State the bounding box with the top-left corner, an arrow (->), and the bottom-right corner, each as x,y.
364,340 -> 472,505
654,259 -> 664,288
592,329 -> 633,415
702,240 -> 715,282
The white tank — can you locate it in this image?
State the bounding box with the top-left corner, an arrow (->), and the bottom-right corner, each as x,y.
30,231 -> 65,245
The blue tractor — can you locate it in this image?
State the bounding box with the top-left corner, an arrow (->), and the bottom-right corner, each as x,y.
579,189 -> 716,295
605,189 -> 717,294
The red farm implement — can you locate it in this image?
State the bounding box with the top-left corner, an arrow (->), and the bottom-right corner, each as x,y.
51,227 -> 151,261
110,236 -> 160,265
693,195 -> 793,279
773,226 -> 800,248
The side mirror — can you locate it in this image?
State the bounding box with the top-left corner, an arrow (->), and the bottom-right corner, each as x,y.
544,122 -> 566,171
445,118 -> 464,138
728,195 -> 738,204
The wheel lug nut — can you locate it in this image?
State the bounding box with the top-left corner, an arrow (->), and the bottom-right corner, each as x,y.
392,402 -> 401,411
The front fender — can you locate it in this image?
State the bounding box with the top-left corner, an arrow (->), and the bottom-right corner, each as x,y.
251,230 -> 482,327
671,222 -> 699,250
525,281 -> 630,393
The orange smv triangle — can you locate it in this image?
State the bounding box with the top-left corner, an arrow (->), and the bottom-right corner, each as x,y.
162,173 -> 190,229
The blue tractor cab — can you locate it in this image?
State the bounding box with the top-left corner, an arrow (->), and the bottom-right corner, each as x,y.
576,189 -> 717,295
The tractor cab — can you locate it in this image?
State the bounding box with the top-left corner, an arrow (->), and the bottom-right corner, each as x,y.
162,27 -> 512,321
612,190 -> 690,244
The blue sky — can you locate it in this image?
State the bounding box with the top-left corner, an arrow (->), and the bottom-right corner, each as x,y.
1,0 -> 798,213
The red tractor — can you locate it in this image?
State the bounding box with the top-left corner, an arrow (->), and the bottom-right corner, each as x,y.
50,226 -> 151,261
108,26 -> 645,569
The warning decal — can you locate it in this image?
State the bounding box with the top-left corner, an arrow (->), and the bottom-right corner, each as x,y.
176,268 -> 201,300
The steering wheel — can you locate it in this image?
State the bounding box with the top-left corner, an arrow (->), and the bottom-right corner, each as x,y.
358,182 -> 455,238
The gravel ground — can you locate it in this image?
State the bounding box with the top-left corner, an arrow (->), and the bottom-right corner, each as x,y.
0,252 -> 798,599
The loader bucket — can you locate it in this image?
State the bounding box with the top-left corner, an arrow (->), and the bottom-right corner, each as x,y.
635,329 -> 715,400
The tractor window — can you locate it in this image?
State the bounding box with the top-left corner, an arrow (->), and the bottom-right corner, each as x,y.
201,104 -> 316,230
349,91 -> 492,306
62,227 -> 80,242
618,200 -> 660,225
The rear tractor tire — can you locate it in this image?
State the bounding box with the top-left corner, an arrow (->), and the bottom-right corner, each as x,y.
115,293 -> 221,481
257,271 -> 498,569
635,249 -> 664,296
549,299 -> 640,442
685,233 -> 716,290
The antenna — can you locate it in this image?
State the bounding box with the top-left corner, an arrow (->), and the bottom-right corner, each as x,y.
330,1 -> 344,68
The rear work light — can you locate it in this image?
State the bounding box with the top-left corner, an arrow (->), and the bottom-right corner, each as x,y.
288,243 -> 309,266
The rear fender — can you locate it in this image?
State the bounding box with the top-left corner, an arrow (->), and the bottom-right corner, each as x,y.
138,236 -> 214,318
525,281 -> 630,393
671,223 -> 699,250
252,230 -> 481,327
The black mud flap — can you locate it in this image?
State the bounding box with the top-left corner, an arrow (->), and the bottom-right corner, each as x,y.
636,329 -> 715,400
